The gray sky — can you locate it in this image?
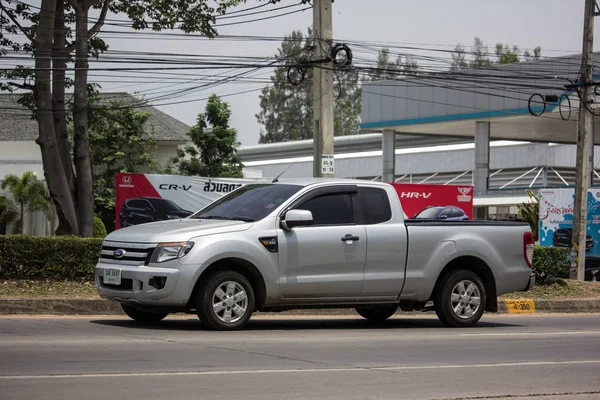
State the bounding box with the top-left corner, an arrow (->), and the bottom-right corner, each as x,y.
94,0 -> 600,146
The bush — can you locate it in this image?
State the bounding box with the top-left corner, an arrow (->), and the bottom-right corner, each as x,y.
0,235 -> 103,280
532,246 -> 571,283
93,216 -> 107,238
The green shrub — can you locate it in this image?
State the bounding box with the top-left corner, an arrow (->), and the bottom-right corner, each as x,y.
93,216 -> 107,238
532,246 -> 571,283
0,235 -> 103,280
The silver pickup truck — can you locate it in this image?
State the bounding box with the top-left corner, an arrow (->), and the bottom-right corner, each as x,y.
95,178 -> 535,330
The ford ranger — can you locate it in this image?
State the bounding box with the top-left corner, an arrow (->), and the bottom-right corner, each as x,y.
95,178 -> 535,330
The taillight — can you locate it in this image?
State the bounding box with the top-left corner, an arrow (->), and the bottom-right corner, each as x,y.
524,232 -> 534,268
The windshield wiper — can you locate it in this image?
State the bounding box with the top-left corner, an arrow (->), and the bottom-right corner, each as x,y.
197,216 -> 231,220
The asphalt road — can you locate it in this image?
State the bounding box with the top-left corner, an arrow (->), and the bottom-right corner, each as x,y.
0,313 -> 599,400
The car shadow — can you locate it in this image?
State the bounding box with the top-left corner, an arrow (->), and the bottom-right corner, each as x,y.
89,314 -> 523,331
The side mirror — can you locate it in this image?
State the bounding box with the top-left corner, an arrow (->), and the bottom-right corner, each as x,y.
440,215 -> 448,220
281,209 -> 313,231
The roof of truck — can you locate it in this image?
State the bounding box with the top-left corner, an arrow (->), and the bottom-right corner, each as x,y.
269,177 -> 383,186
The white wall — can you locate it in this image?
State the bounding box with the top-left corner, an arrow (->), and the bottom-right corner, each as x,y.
0,141 -> 50,235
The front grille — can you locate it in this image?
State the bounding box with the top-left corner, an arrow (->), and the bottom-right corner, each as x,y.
99,241 -> 157,265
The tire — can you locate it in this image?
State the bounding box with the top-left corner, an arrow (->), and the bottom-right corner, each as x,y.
355,305 -> 398,322
196,270 -> 255,331
434,270 -> 487,327
121,303 -> 169,324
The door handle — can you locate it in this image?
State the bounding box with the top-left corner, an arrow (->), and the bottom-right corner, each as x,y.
341,234 -> 360,242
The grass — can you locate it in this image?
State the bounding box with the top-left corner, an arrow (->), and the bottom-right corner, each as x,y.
1,278 -> 600,300
0,279 -> 98,299
501,278 -> 600,299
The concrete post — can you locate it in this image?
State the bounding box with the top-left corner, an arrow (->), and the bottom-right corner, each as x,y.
382,129 -> 396,183
589,120 -> 595,186
474,121 -> 490,195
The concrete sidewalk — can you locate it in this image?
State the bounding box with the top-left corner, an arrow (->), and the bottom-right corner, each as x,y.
1,297 -> 600,316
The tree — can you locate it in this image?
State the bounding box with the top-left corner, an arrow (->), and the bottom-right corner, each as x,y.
517,189 -> 539,241
0,171 -> 52,234
495,43 -> 520,65
450,37 -> 542,70
0,197 -> 19,234
256,29 -> 364,143
451,44 -> 468,71
88,99 -> 160,231
168,94 -> 244,178
471,37 -> 493,68
362,47 -> 420,82
523,46 -> 542,61
0,0 -> 245,236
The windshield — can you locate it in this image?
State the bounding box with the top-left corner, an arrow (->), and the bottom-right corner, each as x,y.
148,198 -> 183,212
413,207 -> 443,219
190,183 -> 302,222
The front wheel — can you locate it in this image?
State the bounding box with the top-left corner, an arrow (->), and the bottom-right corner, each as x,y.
196,271 -> 255,331
434,270 -> 487,327
355,305 -> 398,322
121,303 -> 169,324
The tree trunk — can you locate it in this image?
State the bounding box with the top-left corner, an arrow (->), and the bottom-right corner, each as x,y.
52,0 -> 77,235
73,3 -> 94,237
34,0 -> 80,236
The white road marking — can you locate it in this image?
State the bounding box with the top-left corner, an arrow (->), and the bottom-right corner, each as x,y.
1,360 -> 598,380
457,331 -> 600,337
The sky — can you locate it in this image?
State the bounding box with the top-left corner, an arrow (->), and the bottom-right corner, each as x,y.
16,0 -> 600,146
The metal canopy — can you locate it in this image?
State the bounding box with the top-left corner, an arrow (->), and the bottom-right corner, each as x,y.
360,52 -> 600,145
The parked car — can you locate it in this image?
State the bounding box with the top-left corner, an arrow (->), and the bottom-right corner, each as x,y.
413,205 -> 469,221
552,228 -> 594,251
119,197 -> 193,228
97,179 -> 534,330
557,255 -> 600,281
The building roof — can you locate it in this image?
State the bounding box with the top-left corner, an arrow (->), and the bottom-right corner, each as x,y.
360,52 -> 600,145
0,92 -> 190,142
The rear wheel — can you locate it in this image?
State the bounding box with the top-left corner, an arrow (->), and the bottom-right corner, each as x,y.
196,271 -> 255,331
120,303 -> 169,324
355,305 -> 398,322
434,270 -> 486,327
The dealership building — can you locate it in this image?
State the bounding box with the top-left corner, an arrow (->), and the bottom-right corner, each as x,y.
239,52 -> 600,220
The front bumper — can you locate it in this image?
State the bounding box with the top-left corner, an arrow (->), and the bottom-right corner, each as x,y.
95,262 -> 186,306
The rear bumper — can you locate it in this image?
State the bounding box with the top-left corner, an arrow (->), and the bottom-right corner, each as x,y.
522,273 -> 536,292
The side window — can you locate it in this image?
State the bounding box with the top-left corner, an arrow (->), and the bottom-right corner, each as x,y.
296,193 -> 355,225
450,207 -> 464,218
358,187 -> 392,224
440,207 -> 452,218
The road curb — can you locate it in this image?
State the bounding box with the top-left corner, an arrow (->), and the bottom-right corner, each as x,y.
1,298 -> 600,316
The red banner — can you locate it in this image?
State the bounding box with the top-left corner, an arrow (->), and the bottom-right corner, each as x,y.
390,183 -> 474,219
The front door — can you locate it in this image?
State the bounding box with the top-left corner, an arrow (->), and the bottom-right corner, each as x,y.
278,188 -> 367,300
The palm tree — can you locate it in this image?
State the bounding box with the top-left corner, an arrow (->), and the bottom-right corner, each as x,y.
1,171 -> 52,234
517,189 -> 539,241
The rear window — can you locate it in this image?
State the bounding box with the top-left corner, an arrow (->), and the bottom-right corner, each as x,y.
414,207 -> 442,219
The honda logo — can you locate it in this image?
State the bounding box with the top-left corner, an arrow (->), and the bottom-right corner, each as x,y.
458,187 -> 472,196
122,175 -> 132,185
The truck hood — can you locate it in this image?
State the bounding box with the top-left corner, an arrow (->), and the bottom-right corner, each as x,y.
104,219 -> 252,244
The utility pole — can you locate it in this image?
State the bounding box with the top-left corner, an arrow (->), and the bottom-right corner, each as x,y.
312,0 -> 335,177
571,0 -> 596,281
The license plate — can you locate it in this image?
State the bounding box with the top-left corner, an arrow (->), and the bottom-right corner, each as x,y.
103,268 -> 121,285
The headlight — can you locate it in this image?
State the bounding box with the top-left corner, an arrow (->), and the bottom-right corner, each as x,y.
154,241 -> 195,263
